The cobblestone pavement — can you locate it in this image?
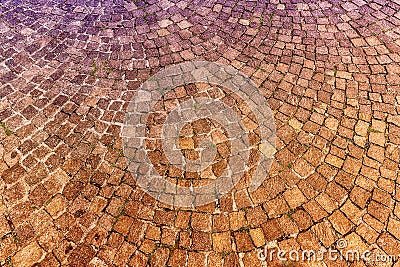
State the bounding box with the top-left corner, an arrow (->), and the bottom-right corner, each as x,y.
1,0 -> 400,266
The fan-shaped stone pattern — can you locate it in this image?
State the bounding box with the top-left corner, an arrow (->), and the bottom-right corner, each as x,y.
0,0 -> 400,266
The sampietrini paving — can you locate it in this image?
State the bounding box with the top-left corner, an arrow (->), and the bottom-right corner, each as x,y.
0,1 -> 400,266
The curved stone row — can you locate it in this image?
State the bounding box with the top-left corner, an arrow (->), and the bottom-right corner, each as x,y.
0,0 -> 399,266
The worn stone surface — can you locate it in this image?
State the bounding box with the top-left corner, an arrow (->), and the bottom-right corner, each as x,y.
0,0 -> 400,266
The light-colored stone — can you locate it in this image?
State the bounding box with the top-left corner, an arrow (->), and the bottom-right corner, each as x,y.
212,232 -> 231,252
289,118 -> 303,132
249,228 -> 265,247
158,19 -> 173,28
369,132 -> 385,146
229,211 -> 247,231
45,194 -> 68,218
178,137 -> 194,150
336,70 -> 353,79
177,20 -> 192,29
371,119 -> 386,133
355,120 -> 369,136
239,19 -> 249,26
325,154 -> 343,168
13,242 -> 44,267
325,117 -> 339,131
157,29 -> 170,37
259,141 -> 276,158
388,217 -> 400,240
277,4 -> 285,10
345,232 -> 368,252
388,115 -> 400,127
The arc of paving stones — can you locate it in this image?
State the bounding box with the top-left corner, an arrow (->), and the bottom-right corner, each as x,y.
122,61 -> 276,208
1,0 -> 400,266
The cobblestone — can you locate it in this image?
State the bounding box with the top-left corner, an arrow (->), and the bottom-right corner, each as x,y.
0,0 -> 400,266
